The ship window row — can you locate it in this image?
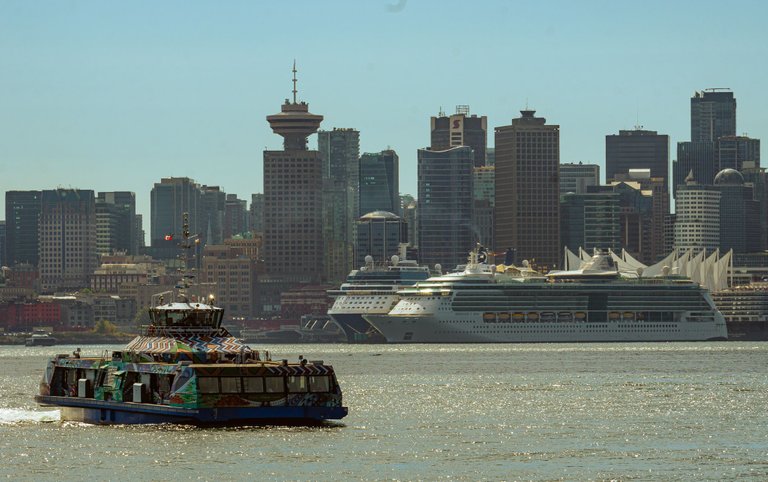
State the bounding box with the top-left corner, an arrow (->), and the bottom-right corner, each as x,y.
197,375 -> 330,394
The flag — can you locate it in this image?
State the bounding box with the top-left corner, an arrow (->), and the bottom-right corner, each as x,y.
164,234 -> 173,241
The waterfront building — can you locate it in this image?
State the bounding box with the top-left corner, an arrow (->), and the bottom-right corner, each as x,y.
418,146 -> 474,270
96,192 -> 137,257
319,128 -> 360,283
201,241 -> 259,319
691,89 -> 736,143
495,110 -> 560,270
430,105 -> 488,167
38,189 -> 97,292
560,191 -> 621,253
4,190 -> 41,267
560,162 -> 600,195
674,172 -> 721,252
150,177 -> 202,248
355,211 -> 408,267
263,64 -> 324,283
606,129 -> 669,190
473,166 -> 495,248
714,169 -> 761,254
359,150 -> 399,216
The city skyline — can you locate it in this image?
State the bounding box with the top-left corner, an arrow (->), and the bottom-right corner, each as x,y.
1,1 -> 767,228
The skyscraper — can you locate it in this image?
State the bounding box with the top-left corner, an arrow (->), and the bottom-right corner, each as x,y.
715,135 -> 760,171
605,129 -> 669,189
96,191 -> 137,256
318,128 -> 360,282
355,211 -> 408,267
417,146 -> 474,269
560,191 -> 621,253
495,110 -> 560,270
249,193 -> 264,234
4,191 -> 41,267
691,89 -> 736,143
223,194 -> 248,239
38,189 -> 97,292
673,141 -> 716,197
359,150 -> 400,216
430,105 -> 488,167
714,169 -> 761,254
150,177 -> 202,248
472,166 -> 494,248
559,162 -> 600,195
263,63 -> 324,282
200,185 -> 226,245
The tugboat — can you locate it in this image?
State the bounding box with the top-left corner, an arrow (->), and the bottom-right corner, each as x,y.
25,331 -> 57,347
34,216 -> 348,425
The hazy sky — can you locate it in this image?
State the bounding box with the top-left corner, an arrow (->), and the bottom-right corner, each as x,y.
1,0 -> 767,238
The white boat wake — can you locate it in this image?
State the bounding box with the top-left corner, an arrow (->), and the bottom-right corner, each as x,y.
0,408 -> 60,424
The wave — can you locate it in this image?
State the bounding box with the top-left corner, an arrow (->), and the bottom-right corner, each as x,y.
0,408 -> 60,424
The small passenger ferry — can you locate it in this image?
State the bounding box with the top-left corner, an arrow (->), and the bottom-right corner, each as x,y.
35,297 -> 348,425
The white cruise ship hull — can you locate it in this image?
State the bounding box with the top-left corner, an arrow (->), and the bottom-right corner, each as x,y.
365,313 -> 728,343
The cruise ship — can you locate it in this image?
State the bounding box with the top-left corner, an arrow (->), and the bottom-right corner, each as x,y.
327,254 -> 433,343
712,283 -> 768,340
365,248 -> 728,343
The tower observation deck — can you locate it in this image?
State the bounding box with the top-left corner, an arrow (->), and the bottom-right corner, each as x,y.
266,62 -> 323,150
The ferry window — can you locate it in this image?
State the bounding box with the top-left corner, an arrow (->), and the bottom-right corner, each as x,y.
287,376 -> 308,393
220,377 -> 241,394
309,376 -> 330,393
265,377 -> 284,393
243,377 -> 264,393
198,377 -> 219,394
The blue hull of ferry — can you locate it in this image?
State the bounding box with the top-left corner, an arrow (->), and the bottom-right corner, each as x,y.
36,396 -> 347,425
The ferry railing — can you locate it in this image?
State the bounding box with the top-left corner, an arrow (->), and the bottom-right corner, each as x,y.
139,325 -> 231,337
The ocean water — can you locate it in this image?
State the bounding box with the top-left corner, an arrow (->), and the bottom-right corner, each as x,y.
1,342 -> 767,480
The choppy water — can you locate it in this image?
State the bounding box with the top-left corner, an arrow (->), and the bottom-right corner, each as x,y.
1,342 -> 767,480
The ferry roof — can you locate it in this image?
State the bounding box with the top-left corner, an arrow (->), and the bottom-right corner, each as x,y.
151,302 -> 222,311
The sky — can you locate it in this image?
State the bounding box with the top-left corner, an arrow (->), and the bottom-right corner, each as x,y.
1,0 -> 767,239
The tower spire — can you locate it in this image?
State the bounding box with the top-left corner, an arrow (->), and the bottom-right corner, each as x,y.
292,60 -> 298,104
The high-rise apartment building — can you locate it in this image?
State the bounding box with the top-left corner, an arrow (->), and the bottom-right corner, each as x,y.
150,177 -> 202,248
417,146 -> 474,269
96,192 -> 137,256
38,189 -> 97,292
691,89 -> 736,143
201,240 -> 259,319
430,105 -> 487,167
674,172 -> 721,252
319,128 -> 360,282
263,65 -> 324,282
494,110 -> 560,270
560,162 -> 600,195
4,191 -> 41,267
359,150 -> 399,216
605,129 -> 669,189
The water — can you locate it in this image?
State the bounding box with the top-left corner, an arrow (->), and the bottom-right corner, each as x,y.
1,343 -> 768,480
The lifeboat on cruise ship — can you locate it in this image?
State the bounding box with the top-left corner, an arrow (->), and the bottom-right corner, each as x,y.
498,312 -> 511,323
512,312 -> 525,322
483,312 -> 496,323
557,312 -> 573,322
623,312 -> 635,321
609,311 -> 621,320
540,312 -> 556,322
575,312 -> 587,320
526,312 -> 539,322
